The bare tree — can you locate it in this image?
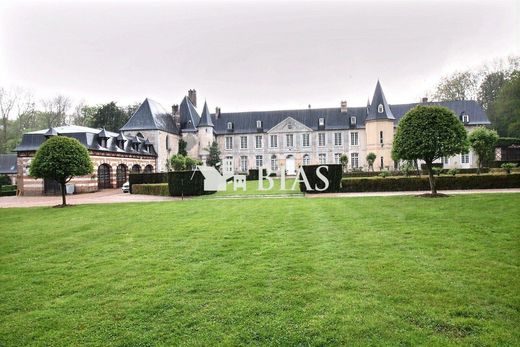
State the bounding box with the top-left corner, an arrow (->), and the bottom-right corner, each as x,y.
0,87 -> 19,149
16,90 -> 36,132
41,95 -> 71,128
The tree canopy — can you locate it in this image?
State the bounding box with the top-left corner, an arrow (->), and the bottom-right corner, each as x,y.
494,71 -> 520,137
393,105 -> 468,194
29,136 -> 93,206
206,141 -> 221,168
468,127 -> 499,174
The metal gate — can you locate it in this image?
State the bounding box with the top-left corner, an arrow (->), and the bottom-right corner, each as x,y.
116,164 -> 127,188
98,164 -> 112,189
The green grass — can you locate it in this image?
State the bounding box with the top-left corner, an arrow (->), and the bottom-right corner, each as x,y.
207,178 -> 303,197
0,194 -> 519,346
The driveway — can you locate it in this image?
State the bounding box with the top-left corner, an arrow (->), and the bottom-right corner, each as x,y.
0,189 -> 178,208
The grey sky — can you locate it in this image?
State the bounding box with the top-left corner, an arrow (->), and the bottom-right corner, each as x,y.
0,0 -> 518,113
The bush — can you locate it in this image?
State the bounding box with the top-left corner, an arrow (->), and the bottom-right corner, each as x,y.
496,137 -> 520,147
378,170 -> 390,178
448,168 -> 459,176
0,175 -> 11,186
129,173 -> 168,193
132,183 -> 170,196
0,184 -> 17,196
299,164 -> 342,193
432,167 -> 443,176
168,170 -> 213,196
501,162 -> 518,174
341,174 -> 520,192
247,168 -> 268,181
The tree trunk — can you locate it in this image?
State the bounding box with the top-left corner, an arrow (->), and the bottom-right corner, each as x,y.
426,161 -> 437,195
61,182 -> 67,206
477,158 -> 481,175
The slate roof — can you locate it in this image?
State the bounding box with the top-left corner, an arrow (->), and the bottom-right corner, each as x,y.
179,96 -> 200,132
366,81 -> 395,121
198,101 -> 214,127
15,125 -> 157,156
0,154 -> 17,174
120,98 -> 179,134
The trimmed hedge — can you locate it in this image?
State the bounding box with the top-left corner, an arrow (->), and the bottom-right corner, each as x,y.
496,137 -> 520,147
299,164 -> 342,193
341,174 -> 520,192
129,173 -> 168,193
0,184 -> 17,197
0,175 -> 12,186
132,183 -> 170,196
343,167 -> 490,178
168,170 -> 212,197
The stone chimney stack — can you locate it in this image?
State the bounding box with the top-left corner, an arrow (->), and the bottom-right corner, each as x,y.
215,107 -> 221,118
172,104 -> 180,128
172,104 -> 179,115
421,97 -> 428,103
188,89 -> 197,107
340,100 -> 348,113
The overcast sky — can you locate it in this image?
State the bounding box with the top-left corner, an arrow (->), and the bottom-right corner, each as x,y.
0,0 -> 518,113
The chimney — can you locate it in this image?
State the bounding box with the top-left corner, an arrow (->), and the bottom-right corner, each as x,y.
215,107 -> 221,118
340,100 -> 348,113
188,89 -> 197,107
421,97 -> 428,103
172,104 -> 179,115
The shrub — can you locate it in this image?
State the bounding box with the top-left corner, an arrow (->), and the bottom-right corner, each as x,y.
501,162 -> 518,174
299,164 -> 342,193
132,183 -> 170,196
341,174 -> 520,192
168,170 -> 212,196
432,167 -> 443,176
0,184 -> 17,196
129,173 -> 168,193
0,175 -> 12,186
378,170 -> 390,178
448,168 -> 460,176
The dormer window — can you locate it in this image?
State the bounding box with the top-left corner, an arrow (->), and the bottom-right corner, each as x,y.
378,104 -> 384,113
227,122 -> 233,130
99,138 -> 107,148
319,118 -> 325,126
350,116 -> 357,125
462,114 -> 469,123
256,120 -> 262,128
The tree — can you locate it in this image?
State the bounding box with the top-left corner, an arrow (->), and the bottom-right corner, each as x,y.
468,127 -> 499,174
433,71 -> 479,101
169,154 -> 202,171
41,95 -> 71,128
178,139 -> 187,156
72,102 -> 99,127
89,102 -> 129,131
392,105 -> 468,195
206,141 -> 221,167
494,71 -> 520,137
29,136 -> 93,206
366,152 -> 376,171
340,154 -> 349,173
0,88 -> 18,153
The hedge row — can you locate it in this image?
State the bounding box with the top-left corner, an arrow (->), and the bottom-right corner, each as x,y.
167,170 -> 211,196
341,174 -> 520,192
132,183 -> 170,196
299,164 -> 343,193
344,167 -> 490,178
246,168 -> 268,181
0,184 -> 17,197
129,173 -> 168,193
496,137 -> 520,147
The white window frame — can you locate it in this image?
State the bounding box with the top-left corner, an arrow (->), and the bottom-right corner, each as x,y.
240,136 -> 248,149
286,134 -> 294,147
270,134 -> 278,148
378,104 -> 384,113
225,136 -> 233,150
303,154 -> 310,165
271,155 -> 278,172
256,120 -> 262,128
334,153 -> 341,164
319,118 -> 325,126
227,122 -> 233,130
350,116 -> 356,125
461,153 -> 470,164
240,156 -> 248,172
255,135 -> 262,149
351,152 -> 359,168
334,132 -> 342,146
462,114 -> 469,123
318,133 -> 326,147
255,155 -> 263,168
350,132 -> 359,146
302,133 -> 310,147
318,153 -> 327,164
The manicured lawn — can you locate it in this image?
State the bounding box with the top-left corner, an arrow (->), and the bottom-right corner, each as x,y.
208,177 -> 302,197
0,194 -> 519,346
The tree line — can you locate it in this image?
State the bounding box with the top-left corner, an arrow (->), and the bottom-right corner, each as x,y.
0,89 -> 140,154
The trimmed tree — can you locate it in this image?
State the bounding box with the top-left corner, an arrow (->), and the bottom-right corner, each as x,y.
29,136 -> 93,206
392,105 -> 468,195
366,152 -> 376,171
468,127 -> 499,174
206,141 -> 221,167
340,154 -> 349,173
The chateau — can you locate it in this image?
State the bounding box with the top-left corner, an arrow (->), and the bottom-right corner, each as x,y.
14,81 -> 490,195
121,81 -> 490,175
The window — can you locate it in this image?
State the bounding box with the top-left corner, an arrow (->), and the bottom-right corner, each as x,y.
318,133 -> 326,147
302,133 -> 310,147
256,155 -> 263,168
256,120 -> 262,128
462,114 -> 469,123
350,132 -> 359,146
380,131 -> 384,144
227,122 -> 233,130
378,104 -> 384,113
350,116 -> 357,125
240,156 -> 248,172
303,154 -> 310,165
319,153 -> 327,164
240,136 -> 248,149
319,118 -> 325,126
225,136 -> 233,150
286,134 -> 294,147
334,153 -> 341,164
270,135 -> 278,148
334,132 -> 342,146
461,153 -> 470,164
255,135 -> 262,149
443,157 -> 449,164
351,153 -> 359,168
271,155 -> 278,172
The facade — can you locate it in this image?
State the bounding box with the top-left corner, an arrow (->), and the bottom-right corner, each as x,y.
15,126 -> 157,195
121,82 -> 490,174
0,154 -> 17,185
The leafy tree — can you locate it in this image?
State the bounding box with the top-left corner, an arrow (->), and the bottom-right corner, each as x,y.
41,95 -> 71,128
366,152 -> 376,171
169,154 -> 202,171
468,127 -> 499,174
340,154 -> 349,173
29,136 -> 93,206
89,102 -> 129,132
478,71 -> 506,116
72,103 -> 99,127
206,141 -> 221,167
392,105 -> 468,195
178,139 -> 187,156
494,71 -> 520,137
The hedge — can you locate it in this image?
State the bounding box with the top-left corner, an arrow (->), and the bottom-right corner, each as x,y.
132,183 -> 170,196
496,137 -> 520,147
340,174 -> 520,192
247,168 -> 268,181
0,184 -> 17,197
129,173 -> 168,193
343,167 -> 490,178
299,164 -> 342,193
168,170 -> 212,197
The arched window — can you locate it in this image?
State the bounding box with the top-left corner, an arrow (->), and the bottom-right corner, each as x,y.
131,164 -> 141,174
98,164 -> 112,189
378,104 -> 384,113
116,164 -> 128,188
144,165 -> 154,173
303,154 -> 310,166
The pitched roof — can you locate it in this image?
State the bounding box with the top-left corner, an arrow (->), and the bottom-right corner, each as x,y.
198,101 -> 214,127
366,81 -> 395,121
0,154 -> 17,174
179,96 -> 200,131
120,98 -> 179,134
